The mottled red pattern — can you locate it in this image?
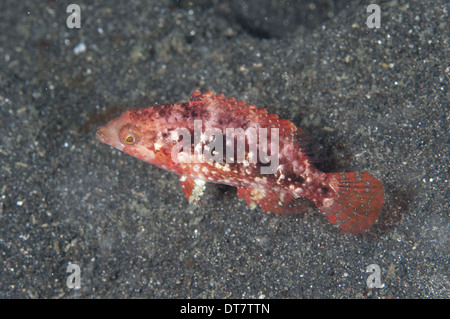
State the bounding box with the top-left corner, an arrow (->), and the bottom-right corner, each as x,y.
97,90 -> 384,234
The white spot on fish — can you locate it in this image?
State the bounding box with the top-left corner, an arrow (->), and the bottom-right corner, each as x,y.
190,179 -> 206,204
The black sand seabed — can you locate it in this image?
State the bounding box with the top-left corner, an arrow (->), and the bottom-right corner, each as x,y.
0,0 -> 448,298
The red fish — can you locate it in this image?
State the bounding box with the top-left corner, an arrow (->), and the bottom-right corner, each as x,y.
96,90 -> 384,234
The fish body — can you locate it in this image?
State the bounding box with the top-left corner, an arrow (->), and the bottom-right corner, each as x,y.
97,90 -> 384,234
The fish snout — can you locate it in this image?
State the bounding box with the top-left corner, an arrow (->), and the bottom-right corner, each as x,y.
96,126 -> 106,143
96,126 -> 115,146
96,125 -> 125,151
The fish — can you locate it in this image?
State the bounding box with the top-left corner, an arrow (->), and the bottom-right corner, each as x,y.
96,90 -> 384,234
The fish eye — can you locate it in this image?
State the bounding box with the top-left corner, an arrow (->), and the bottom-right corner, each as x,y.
119,124 -> 141,145
123,133 -> 137,145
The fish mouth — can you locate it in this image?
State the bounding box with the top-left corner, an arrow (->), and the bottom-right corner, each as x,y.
96,126 -> 108,144
96,125 -> 125,151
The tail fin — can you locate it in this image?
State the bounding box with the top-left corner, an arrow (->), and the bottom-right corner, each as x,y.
320,172 -> 384,234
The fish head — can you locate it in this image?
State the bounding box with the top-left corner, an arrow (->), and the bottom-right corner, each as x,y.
97,105 -> 187,170
96,109 -> 151,160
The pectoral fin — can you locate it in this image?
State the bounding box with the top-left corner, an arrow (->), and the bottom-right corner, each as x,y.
180,176 -> 206,204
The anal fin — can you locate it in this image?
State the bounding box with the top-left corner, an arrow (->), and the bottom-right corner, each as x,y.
237,187 -> 311,214
180,176 -> 206,204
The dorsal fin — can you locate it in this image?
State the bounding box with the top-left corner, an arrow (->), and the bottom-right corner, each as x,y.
189,90 -> 298,139
293,127 -> 319,165
188,91 -> 324,168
